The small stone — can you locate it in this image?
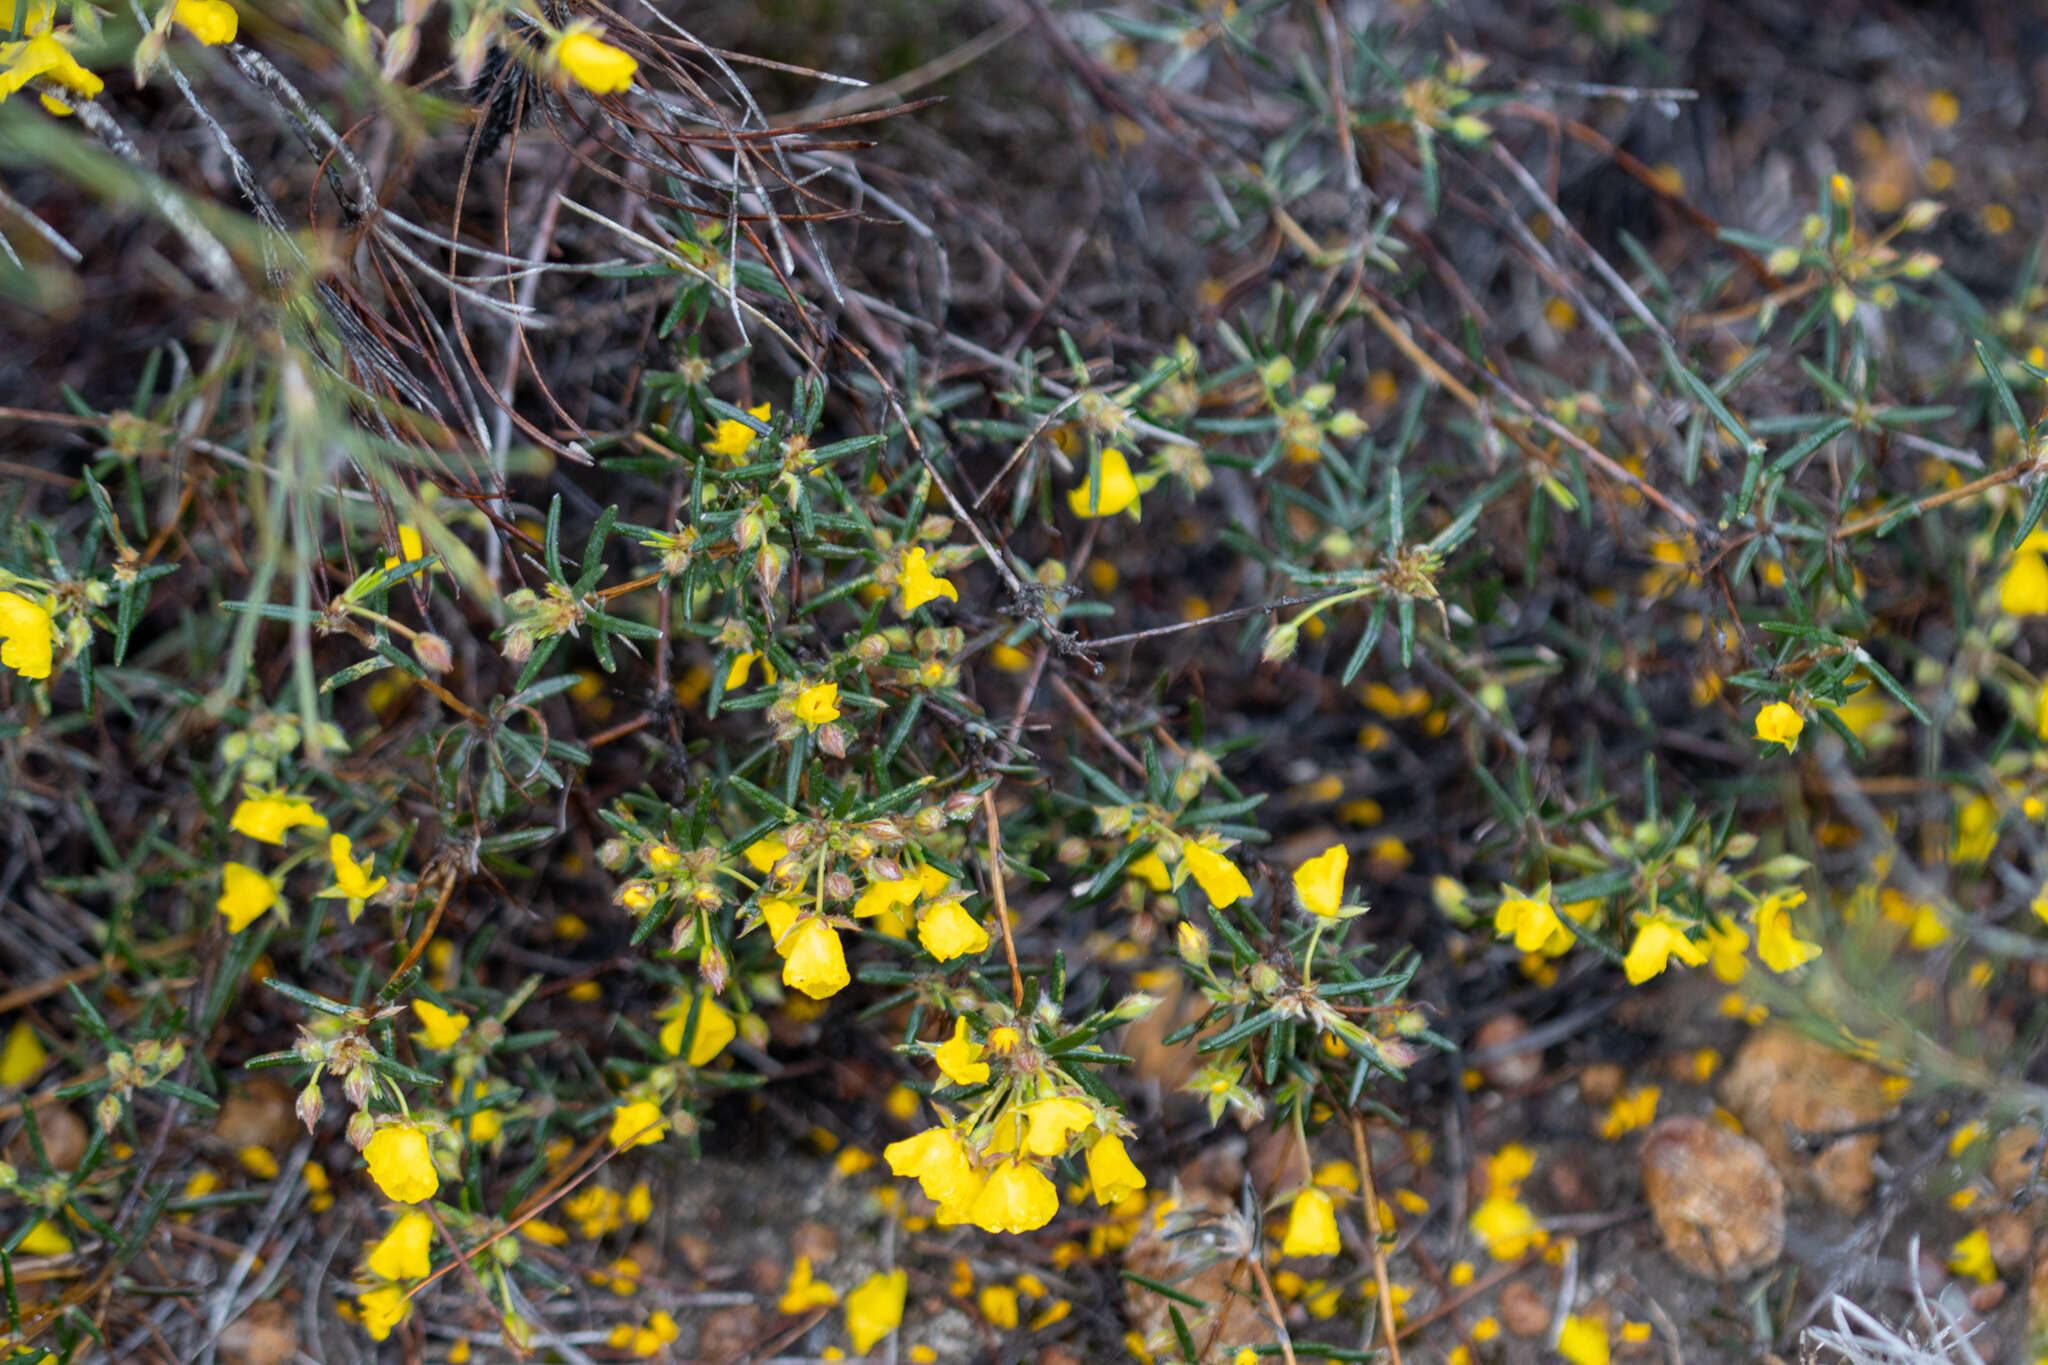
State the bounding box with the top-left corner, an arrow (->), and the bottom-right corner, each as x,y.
698,1305 -> 762,1361
1499,1281 -> 1552,1338
219,1301 -> 297,1365
1991,1125 -> 2042,1198
676,1233 -> 713,1274
791,1221 -> 838,1267
213,1080 -> 298,1153
748,1256 -> 784,1296
1640,1117 -> 1785,1280
1544,1148 -> 1603,1213
1719,1028 -> 1890,1214
1971,1281 -> 2010,1314
1473,1014 -> 1543,1088
7,1101 -> 86,1171
1985,1212 -> 2032,1276
1579,1063 -> 1625,1107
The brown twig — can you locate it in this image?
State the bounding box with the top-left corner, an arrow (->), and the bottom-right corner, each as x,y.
1350,1115 -> 1406,1365
981,789 -> 1026,1009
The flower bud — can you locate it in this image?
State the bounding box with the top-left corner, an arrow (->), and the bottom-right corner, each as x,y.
343,1065 -> 373,1110
1248,963 -> 1282,995
96,1092 -> 123,1132
415,633 -> 454,673
818,723 -> 847,759
1176,921 -> 1210,964
823,869 -> 855,901
1900,199 -> 1944,231
346,1109 -> 376,1150
699,941 -> 729,996
297,1082 -> 324,1133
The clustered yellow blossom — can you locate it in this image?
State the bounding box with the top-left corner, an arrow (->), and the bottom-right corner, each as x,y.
1122,823 -> 1254,909
884,1016 -> 1145,1235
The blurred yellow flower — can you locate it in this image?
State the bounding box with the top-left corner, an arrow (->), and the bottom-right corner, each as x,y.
411,999 -> 470,1051
1280,1187 -> 1341,1256
216,862 -> 277,933
845,1269 -> 908,1352
1948,1228 -> 1997,1283
0,591 -> 53,678
1,1019 -> 48,1086
172,0 -> 237,45
1622,916 -> 1706,984
1067,448 -> 1143,518
365,1210 -> 434,1281
1180,841 -> 1251,908
554,28 -> 636,95
779,1255 -> 838,1313
1755,892 -> 1820,972
609,1099 -> 668,1149
1558,1314 -> 1610,1365
658,992 -> 736,1066
230,794 -> 327,844
1494,895 -> 1561,953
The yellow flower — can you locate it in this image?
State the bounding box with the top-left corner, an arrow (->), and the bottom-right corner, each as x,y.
2002,549 -> 2048,615
365,1210 -> 434,1281
172,0 -> 237,44
900,547 -> 958,613
968,1160 -> 1058,1233
726,651 -> 775,691
979,1283 -> 1021,1329
322,834 -> 387,920
356,1283 -> 411,1341
363,1125 -> 439,1204
1622,916 -> 1707,984
658,993 -> 736,1067
1279,1187 -> 1341,1256
1468,1195 -> 1546,1260
706,402 -> 772,460
855,875 -> 922,919
1702,917 -> 1750,983
230,794 -> 327,844
1494,895 -> 1562,953
1066,448 -> 1143,518
1020,1097 -> 1094,1157
0,34 -> 101,105
554,27 -> 636,95
1948,1229 -> 1997,1284
1481,1144 -> 1534,1197
917,898 -> 989,962
1557,1314 -> 1611,1365
1180,840 -> 1251,908
18,1218 -> 70,1255
0,591 -> 53,678
782,916 -> 850,999
1085,1134 -> 1145,1205
793,681 -> 841,729
1597,1085 -> 1660,1140
610,1098 -> 668,1149
1954,793 -> 1999,864
845,1269 -> 908,1353
1293,844 -> 1348,918
1,1019 -> 48,1086
933,1017 -> 989,1086
1754,701 -> 1804,751
411,1000 -> 470,1051
216,862 -> 277,933
779,1255 -> 838,1313
1754,892 -> 1820,972
1129,849 -> 1172,892
884,1126 -> 980,1207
